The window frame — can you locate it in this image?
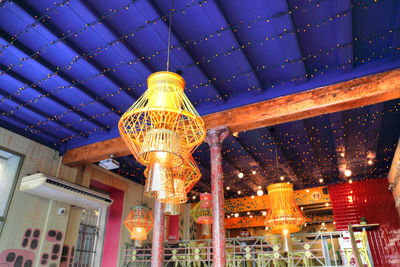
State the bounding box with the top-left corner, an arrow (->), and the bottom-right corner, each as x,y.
0,146 -> 24,237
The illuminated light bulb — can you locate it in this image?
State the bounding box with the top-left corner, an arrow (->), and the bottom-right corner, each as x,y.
325,203 -> 329,206
306,189 -> 310,193
234,213 -> 239,218
238,172 -> 244,178
344,169 -> 352,177
265,226 -> 269,230
262,211 -> 267,216
192,195 -> 196,200
340,152 -> 345,157
252,170 -> 256,175
280,176 -> 284,181
226,186 -> 230,190
319,178 -> 324,183
250,215 -> 253,218
257,189 -> 264,196
258,186 -> 262,189
368,159 -> 373,165
231,213 -> 234,216
247,212 -> 251,215
333,221 -> 336,225
300,207 -> 303,211
349,179 -> 353,184
227,215 -> 230,219
251,195 -> 255,199
238,190 -> 241,195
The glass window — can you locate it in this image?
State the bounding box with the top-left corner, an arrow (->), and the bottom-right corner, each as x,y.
0,148 -> 23,235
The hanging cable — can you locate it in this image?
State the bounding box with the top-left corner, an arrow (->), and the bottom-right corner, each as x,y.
166,0 -> 175,71
275,145 -> 279,179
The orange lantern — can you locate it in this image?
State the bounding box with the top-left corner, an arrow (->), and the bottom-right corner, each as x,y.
124,206 -> 153,246
119,72 -> 206,202
265,183 -> 305,251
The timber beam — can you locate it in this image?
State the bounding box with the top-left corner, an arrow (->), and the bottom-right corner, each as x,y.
63,69 -> 400,166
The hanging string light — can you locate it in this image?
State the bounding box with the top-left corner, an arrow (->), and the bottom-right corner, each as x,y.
119,0 -> 206,203
265,183 -> 306,252
191,193 -> 213,236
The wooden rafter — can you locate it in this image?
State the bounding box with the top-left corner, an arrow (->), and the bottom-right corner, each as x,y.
63,69 -> 400,166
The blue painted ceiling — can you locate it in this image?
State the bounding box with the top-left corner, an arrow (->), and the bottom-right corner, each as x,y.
0,0 -> 399,196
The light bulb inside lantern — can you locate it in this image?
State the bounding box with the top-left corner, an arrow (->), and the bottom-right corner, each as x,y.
131,227 -> 147,240
145,152 -> 175,200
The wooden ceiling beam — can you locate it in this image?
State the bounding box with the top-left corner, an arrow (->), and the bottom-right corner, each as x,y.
63,69 -> 400,166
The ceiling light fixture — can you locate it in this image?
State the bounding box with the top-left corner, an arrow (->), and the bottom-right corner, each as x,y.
319,178 -> 324,183
226,186 -> 230,190
238,190 -> 242,195
238,172 -> 244,179
119,0 -> 205,204
252,170 -> 256,175
344,169 -> 352,177
234,213 -> 239,218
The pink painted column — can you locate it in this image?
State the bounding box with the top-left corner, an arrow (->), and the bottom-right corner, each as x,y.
151,200 -> 165,267
205,127 -> 229,267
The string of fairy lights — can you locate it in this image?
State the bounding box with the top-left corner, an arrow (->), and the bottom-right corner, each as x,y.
0,0 -> 398,191
8,45 -> 399,145
2,24 -> 397,131
114,101 -> 400,199
0,0 -> 392,126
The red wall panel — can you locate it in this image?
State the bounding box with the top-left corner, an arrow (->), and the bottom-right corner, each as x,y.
328,178 -> 400,266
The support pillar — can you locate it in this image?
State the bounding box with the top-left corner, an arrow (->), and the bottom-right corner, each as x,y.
388,137 -> 400,216
205,127 -> 229,267
151,200 -> 165,267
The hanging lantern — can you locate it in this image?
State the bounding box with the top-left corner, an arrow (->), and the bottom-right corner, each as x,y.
265,183 -> 305,252
119,72 -> 206,201
144,155 -> 201,207
124,206 -> 154,246
191,193 -> 213,235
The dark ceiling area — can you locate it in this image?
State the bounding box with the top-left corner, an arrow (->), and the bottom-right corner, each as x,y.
0,0 -> 399,199
115,99 -> 400,200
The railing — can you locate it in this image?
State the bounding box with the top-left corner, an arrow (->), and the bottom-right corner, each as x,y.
123,231 -> 351,266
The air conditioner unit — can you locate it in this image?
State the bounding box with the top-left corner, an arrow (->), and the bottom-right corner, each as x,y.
20,173 -> 113,209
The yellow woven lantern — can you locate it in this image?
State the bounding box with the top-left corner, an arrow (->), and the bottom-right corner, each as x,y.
144,156 -> 202,215
124,206 -> 153,247
265,183 -> 306,251
119,71 -> 206,201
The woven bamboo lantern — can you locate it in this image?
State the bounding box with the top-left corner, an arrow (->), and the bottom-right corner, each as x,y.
124,206 -> 153,247
191,193 -> 213,235
265,183 -> 306,252
144,155 -> 202,216
119,71 -> 206,201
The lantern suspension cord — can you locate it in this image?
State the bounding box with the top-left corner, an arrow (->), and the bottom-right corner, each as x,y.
275,146 -> 279,179
166,0 -> 175,72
